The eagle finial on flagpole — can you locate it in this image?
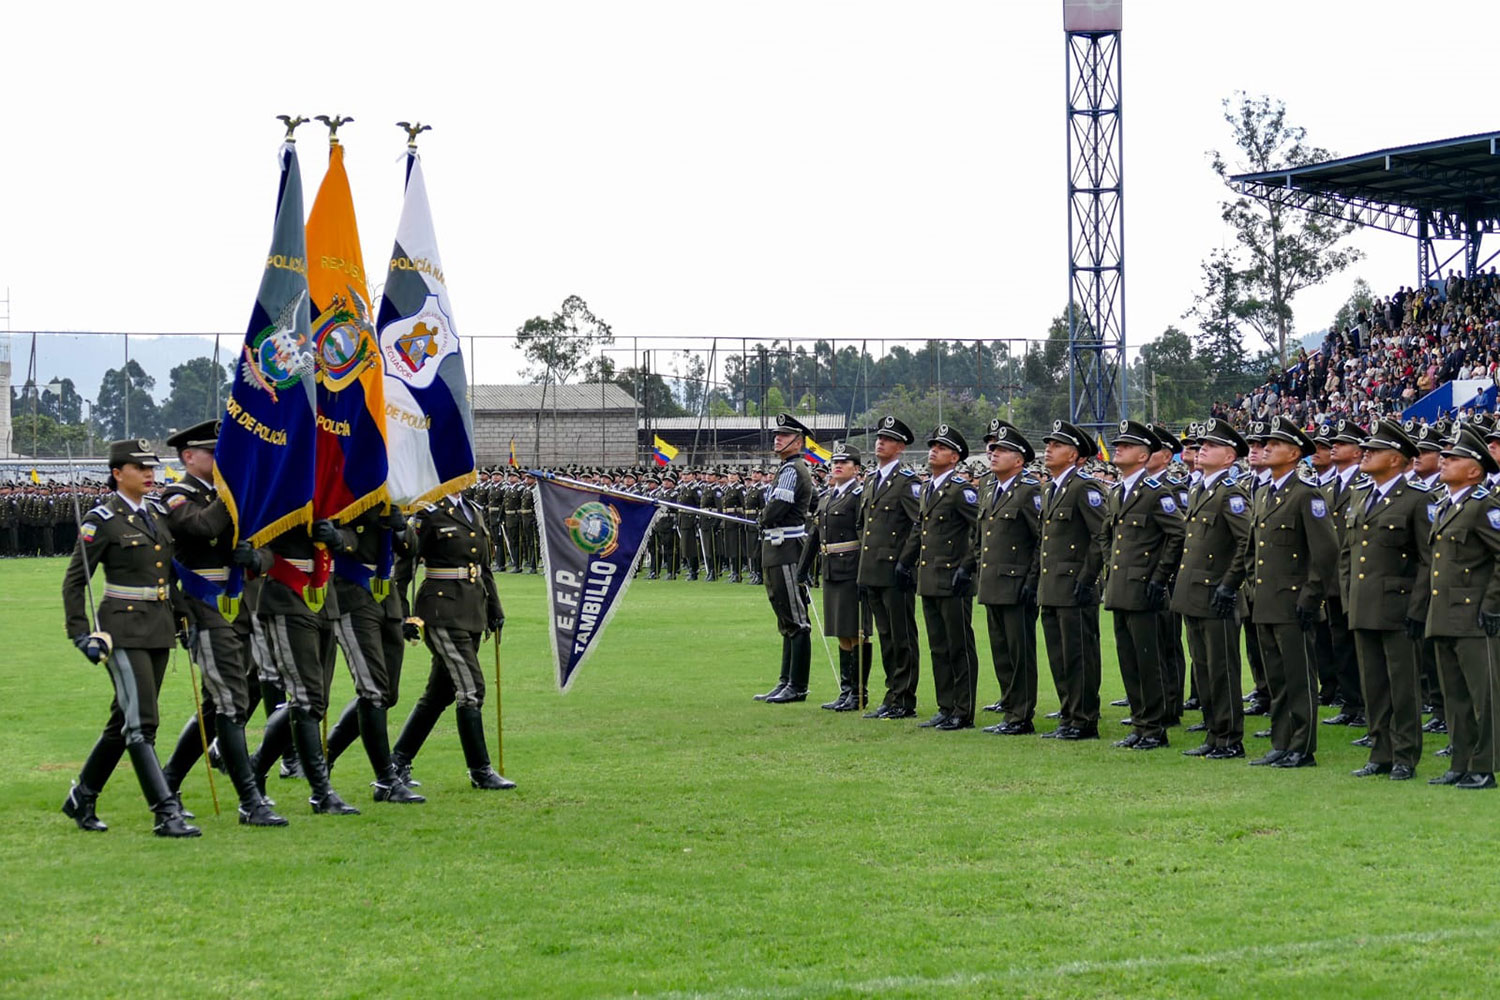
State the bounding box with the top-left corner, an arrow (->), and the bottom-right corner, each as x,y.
396,121 -> 432,150
276,115 -> 309,142
315,114 -> 354,146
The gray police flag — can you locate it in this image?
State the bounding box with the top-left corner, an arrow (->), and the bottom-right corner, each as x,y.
535,477 -> 662,692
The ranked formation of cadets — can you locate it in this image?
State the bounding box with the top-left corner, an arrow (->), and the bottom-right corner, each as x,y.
55,408 -> 1500,836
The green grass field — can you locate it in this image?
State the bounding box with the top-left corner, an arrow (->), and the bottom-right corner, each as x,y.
3,556 -> 1499,999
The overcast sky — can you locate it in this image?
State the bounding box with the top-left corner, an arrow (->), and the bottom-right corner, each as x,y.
5,0 -> 1499,389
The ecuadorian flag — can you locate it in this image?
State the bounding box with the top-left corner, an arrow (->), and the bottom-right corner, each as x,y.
803,438 -> 831,465
306,138 -> 389,528
652,435 -> 678,466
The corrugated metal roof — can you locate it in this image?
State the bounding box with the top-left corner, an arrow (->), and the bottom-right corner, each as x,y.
644,415 -> 853,431
471,383 -> 638,411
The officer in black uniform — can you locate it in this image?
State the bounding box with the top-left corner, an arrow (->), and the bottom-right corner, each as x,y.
1037,420 -> 1108,740
857,416 -> 923,719
975,422 -> 1042,735
390,492 -> 514,789
1247,416 -> 1339,769
1171,418 -> 1251,759
753,414 -> 816,703
914,424 -> 980,730
1101,420 -> 1185,750
799,443 -> 868,710
61,439 -> 199,837
156,420 -> 286,826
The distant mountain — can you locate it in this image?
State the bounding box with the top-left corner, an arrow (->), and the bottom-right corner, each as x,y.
9,333 -> 229,403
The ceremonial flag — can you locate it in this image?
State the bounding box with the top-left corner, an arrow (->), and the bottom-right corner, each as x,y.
29,469 -> 39,485
215,142 -> 316,553
379,151 -> 475,508
306,139 -> 388,533
536,477 -> 660,692
802,438 -> 831,465
652,435 -> 678,466
508,436 -> 519,468
1097,439 -> 1111,462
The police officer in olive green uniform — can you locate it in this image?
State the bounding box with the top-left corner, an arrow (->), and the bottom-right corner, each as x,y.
915,425 -> 980,730
744,470 -> 765,584
1339,419 -> 1432,781
1320,418 -> 1370,727
754,414 -> 816,703
391,492 -> 514,789
1409,419 -> 1449,736
1038,420 -> 1108,740
975,422 -> 1042,734
519,474 -> 540,573
857,416 -> 923,719
503,473 -> 524,572
61,439 -> 200,838
676,470 -> 702,581
799,443 -> 869,710
1101,420 -> 1186,750
1172,418 -> 1252,759
157,420 -> 287,826
1247,416 -> 1340,769
1424,424 -> 1500,789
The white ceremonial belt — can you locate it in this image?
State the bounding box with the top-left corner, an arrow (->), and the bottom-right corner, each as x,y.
762,526 -> 807,545
426,565 -> 478,581
823,540 -> 860,554
104,584 -> 169,601
284,558 -> 315,572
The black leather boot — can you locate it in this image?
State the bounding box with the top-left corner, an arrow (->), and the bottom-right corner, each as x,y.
755,637 -> 793,701
391,697 -> 446,787
259,681 -> 303,779
248,706 -> 293,804
823,649 -> 854,709
289,708 -> 359,815
127,741 -> 201,838
61,781 -> 107,832
358,699 -> 425,804
323,697 -> 361,773
767,633 -> 811,702
160,712 -> 215,792
216,719 -> 287,827
456,706 -> 516,790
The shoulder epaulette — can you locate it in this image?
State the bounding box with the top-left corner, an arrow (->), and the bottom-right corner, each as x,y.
419,502 -> 438,512
146,498 -> 168,514
1224,470 -> 1238,485
1353,479 -> 1376,492
1078,470 -> 1095,481
1021,475 -> 1040,485
85,504 -> 114,522
1143,476 -> 1161,489
951,474 -> 968,485
1354,473 -> 1373,486
899,468 -> 916,477
1476,488 -> 1491,500
852,485 -> 864,496
1407,480 -> 1432,493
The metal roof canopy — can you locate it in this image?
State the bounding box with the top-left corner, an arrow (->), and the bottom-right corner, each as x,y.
1230,130 -> 1500,285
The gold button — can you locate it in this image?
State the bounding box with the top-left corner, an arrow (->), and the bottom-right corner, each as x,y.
127,605 -> 134,611
1359,557 -> 1365,563
155,562 -> 163,568
154,544 -> 162,552
1433,589 -> 1439,595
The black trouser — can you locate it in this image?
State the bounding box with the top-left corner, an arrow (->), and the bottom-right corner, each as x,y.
923,594 -> 977,721
1325,598 -> 1361,711
1353,629 -> 1422,768
1041,604 -> 1101,729
1158,610 -> 1187,720
1255,621 -> 1318,755
1433,635 -> 1497,774
1114,608 -> 1168,741
1420,636 -> 1443,722
983,601 -> 1038,725
504,515 -> 523,569
262,613 -> 338,719
866,584 -> 920,712
77,647 -> 170,795
332,604 -> 403,708
392,628 -> 486,764
1244,598 -> 1269,703
1185,614 -> 1243,747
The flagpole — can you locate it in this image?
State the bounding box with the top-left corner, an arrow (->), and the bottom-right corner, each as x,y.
183,648 -> 222,817
530,470 -> 757,526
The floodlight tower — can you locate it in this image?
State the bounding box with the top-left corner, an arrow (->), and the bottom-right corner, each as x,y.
1064,0 -> 1126,434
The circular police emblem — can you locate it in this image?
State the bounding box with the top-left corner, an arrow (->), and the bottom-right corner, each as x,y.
1053,419 -> 1063,431
1205,419 -> 1217,433
564,501 -> 621,557
937,424 -> 949,437
883,416 -> 895,429
137,439 -> 149,451
1319,423 -> 1332,437
997,427 -> 1009,440
1120,420 -> 1129,433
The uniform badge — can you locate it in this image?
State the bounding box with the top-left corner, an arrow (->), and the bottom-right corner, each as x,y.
1160,496 -> 1177,513
1427,503 -> 1439,522
1310,498 -> 1327,519
1488,509 -> 1500,530
1087,490 -> 1102,507
962,488 -> 978,505
166,493 -> 188,510
80,523 -> 97,543
911,483 -> 922,498
1228,495 -> 1247,515
1033,494 -> 1043,511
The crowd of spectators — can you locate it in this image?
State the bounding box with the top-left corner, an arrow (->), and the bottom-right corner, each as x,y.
1215,267 -> 1500,431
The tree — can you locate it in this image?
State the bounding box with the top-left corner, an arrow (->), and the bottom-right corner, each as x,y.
1185,248 -> 1260,401
1132,327 -> 1214,425
1210,92 -> 1363,362
94,360 -> 161,440
1329,277 -> 1376,341
515,294 -> 614,387
159,357 -> 232,434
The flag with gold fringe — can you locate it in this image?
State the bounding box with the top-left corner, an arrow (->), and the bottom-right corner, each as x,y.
378,149 -> 475,508
215,141 -> 316,553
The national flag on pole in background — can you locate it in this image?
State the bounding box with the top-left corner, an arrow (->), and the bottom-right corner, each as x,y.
1097,439 -> 1111,462
29,469 -> 39,485
379,149 -> 476,508
802,438 -> 831,466
306,137 -> 389,537
508,436 -> 519,468
215,141 -> 316,559
535,477 -> 661,692
652,435 -> 678,466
